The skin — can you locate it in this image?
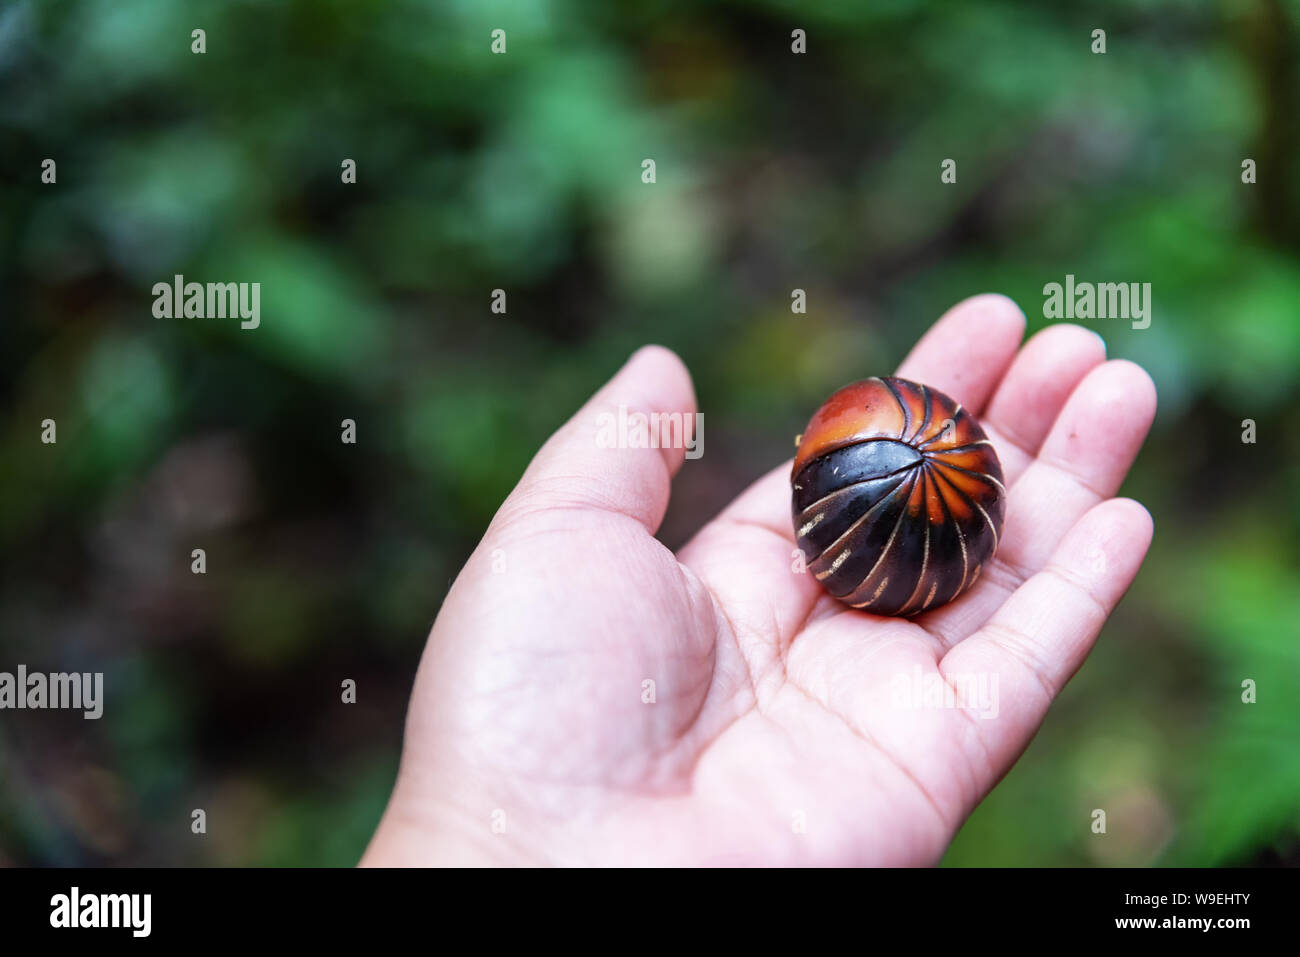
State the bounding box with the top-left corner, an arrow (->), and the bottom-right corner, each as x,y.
361,294 -> 1157,866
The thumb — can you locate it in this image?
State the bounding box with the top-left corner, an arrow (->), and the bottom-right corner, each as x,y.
499,346 -> 699,535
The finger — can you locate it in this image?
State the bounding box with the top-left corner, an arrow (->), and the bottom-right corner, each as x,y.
679,295 -> 1026,648
918,359 -> 1156,645
499,345 -> 698,535
704,293 -> 1028,549
895,293 -> 1026,414
979,324 -> 1109,486
939,498 -> 1153,778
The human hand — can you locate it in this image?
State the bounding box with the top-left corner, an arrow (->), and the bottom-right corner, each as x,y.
362,294 -> 1157,866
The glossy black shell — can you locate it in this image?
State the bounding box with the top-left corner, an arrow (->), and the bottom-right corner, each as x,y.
791,377 -> 1006,616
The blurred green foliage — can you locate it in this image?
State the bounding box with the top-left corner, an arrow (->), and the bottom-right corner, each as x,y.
1,0 -> 1297,866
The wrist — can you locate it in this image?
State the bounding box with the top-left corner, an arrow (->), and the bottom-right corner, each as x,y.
360,784 -> 542,867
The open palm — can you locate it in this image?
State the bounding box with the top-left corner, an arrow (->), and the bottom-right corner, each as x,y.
363,294 -> 1156,866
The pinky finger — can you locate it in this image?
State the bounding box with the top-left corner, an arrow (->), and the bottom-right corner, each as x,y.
939,498 -> 1154,777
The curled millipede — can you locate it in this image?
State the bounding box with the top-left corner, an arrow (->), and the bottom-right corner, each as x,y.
791,376 -> 1006,616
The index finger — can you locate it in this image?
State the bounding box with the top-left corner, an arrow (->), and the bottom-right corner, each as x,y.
894,293 -> 1026,414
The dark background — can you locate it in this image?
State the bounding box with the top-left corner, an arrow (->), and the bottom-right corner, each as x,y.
1,0 -> 1297,866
